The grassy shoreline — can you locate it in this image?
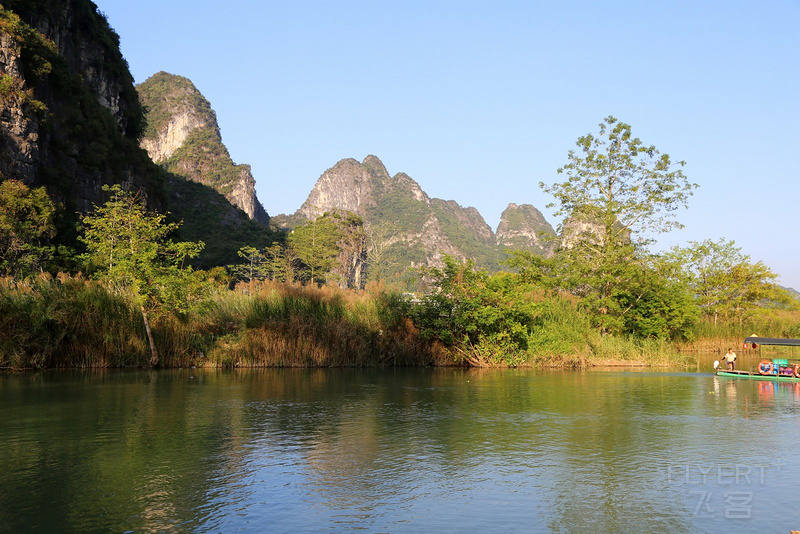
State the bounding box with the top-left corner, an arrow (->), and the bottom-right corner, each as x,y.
0,275 -> 791,370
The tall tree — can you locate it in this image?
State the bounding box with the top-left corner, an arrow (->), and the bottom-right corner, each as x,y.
332,212 -> 367,290
0,180 -> 56,278
230,243 -> 290,286
541,116 -> 696,244
540,117 -> 697,333
80,185 -> 204,366
288,215 -> 340,286
365,221 -> 397,284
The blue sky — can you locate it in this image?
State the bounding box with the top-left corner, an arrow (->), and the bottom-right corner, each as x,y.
98,0 -> 800,288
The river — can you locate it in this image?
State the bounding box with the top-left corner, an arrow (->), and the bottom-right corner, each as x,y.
1,365 -> 798,533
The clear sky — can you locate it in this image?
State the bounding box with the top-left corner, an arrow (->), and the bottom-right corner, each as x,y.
97,0 -> 800,288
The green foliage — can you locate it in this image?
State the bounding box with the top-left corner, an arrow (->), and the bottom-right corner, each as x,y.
509,246 -> 697,340
230,244 -> 289,284
369,189 -> 430,233
615,258 -> 698,340
80,185 -> 207,365
165,176 -> 275,269
0,180 -> 56,277
541,116 -> 697,242
665,239 -> 795,323
410,257 -> 587,366
288,214 -> 343,286
80,185 -> 205,312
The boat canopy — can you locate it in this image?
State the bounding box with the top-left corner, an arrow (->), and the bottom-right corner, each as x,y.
744,337 -> 800,347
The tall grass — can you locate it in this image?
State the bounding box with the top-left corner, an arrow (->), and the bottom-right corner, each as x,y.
1,275 -> 723,370
0,276 -> 442,369
676,311 -> 800,354
205,281 -> 443,367
0,274 -> 148,368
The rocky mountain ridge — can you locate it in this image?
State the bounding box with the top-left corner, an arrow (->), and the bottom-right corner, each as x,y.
137,71 -> 268,225
285,155 -> 555,276
0,0 -> 555,279
0,1 -> 274,268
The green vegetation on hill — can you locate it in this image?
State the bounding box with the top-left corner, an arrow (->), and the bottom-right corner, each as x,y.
165,127 -> 246,197
368,188 -> 429,233
0,2 -> 167,258
137,71 -> 215,140
496,204 -> 555,253
430,200 -> 503,271
0,2 -> 275,273
166,176 -> 276,269
2,0 -> 145,139
136,70 -> 268,225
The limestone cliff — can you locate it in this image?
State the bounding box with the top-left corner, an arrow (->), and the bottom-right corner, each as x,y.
292,155 -> 503,277
0,0 -> 157,213
0,1 -> 273,267
137,72 -> 269,225
496,203 -> 555,255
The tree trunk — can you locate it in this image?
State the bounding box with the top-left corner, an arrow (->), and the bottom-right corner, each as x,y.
141,305 -> 159,367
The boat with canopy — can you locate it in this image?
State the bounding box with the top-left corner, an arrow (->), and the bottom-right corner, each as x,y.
714,337 -> 800,381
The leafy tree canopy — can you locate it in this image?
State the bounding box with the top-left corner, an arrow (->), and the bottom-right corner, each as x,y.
665,239 -> 795,323
0,179 -> 56,278
80,185 -> 205,365
541,116 -> 697,246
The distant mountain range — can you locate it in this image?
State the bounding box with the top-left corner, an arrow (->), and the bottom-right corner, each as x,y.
0,0 -> 571,279
273,155 -> 555,277
4,1 -> 795,290
136,71 -> 558,276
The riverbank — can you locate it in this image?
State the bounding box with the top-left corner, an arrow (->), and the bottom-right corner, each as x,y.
0,274 -> 780,370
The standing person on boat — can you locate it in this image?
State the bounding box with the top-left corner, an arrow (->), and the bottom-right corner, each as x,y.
723,348 -> 737,370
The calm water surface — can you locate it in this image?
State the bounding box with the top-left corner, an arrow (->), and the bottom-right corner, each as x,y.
1,364 -> 798,533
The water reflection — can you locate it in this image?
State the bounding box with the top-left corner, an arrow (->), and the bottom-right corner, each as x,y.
0,368 -> 798,532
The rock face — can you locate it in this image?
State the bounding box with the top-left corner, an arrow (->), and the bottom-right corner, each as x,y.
299,156 -> 384,218
137,72 -> 269,225
0,2 -> 273,267
0,30 -> 40,184
140,104 -> 205,164
294,155 -> 526,278
496,203 -> 555,255
0,0 -> 155,212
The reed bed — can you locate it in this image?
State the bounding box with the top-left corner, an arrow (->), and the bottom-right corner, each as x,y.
5,276 -> 784,369
0,274 -> 148,368
205,281 -> 441,367
0,277 -> 443,369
